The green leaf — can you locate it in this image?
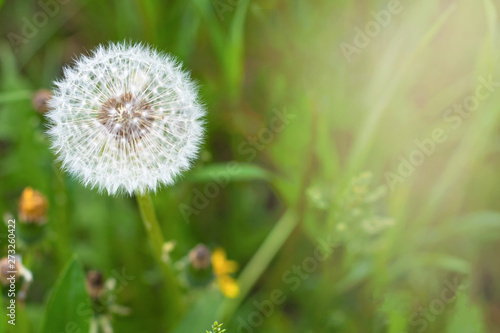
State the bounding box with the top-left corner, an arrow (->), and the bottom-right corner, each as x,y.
452,211 -> 500,242
417,253 -> 471,275
446,294 -> 486,333
185,163 -> 272,183
335,260 -> 373,293
0,90 -> 32,105
173,290 -> 223,333
40,256 -> 91,333
0,299 -> 5,333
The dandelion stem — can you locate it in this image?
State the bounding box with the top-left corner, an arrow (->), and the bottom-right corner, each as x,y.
136,192 -> 183,329
136,193 -> 164,257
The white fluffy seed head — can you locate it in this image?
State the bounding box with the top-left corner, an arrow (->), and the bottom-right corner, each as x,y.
46,42 -> 205,195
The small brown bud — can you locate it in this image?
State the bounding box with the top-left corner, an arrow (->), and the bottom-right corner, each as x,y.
189,244 -> 211,270
86,271 -> 105,299
18,187 -> 48,224
0,257 -> 20,286
32,89 -> 52,114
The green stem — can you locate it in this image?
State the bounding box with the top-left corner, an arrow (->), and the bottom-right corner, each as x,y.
136,193 -> 164,258
216,209 -> 298,321
136,192 -> 183,329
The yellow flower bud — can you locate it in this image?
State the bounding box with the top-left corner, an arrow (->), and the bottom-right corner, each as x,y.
18,187 -> 48,224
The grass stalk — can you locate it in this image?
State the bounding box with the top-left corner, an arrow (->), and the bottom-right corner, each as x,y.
216,209 -> 298,321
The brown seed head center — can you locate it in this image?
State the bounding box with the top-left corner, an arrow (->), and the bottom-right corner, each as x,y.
97,93 -> 154,141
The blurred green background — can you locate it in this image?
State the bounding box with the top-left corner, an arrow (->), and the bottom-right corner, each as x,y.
1,0 -> 500,332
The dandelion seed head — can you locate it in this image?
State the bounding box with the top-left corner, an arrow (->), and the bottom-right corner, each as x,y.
46,42 -> 205,195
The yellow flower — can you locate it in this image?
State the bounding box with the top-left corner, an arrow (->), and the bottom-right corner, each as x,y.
218,274 -> 240,299
18,187 -> 48,224
212,248 -> 238,275
211,248 -> 239,298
